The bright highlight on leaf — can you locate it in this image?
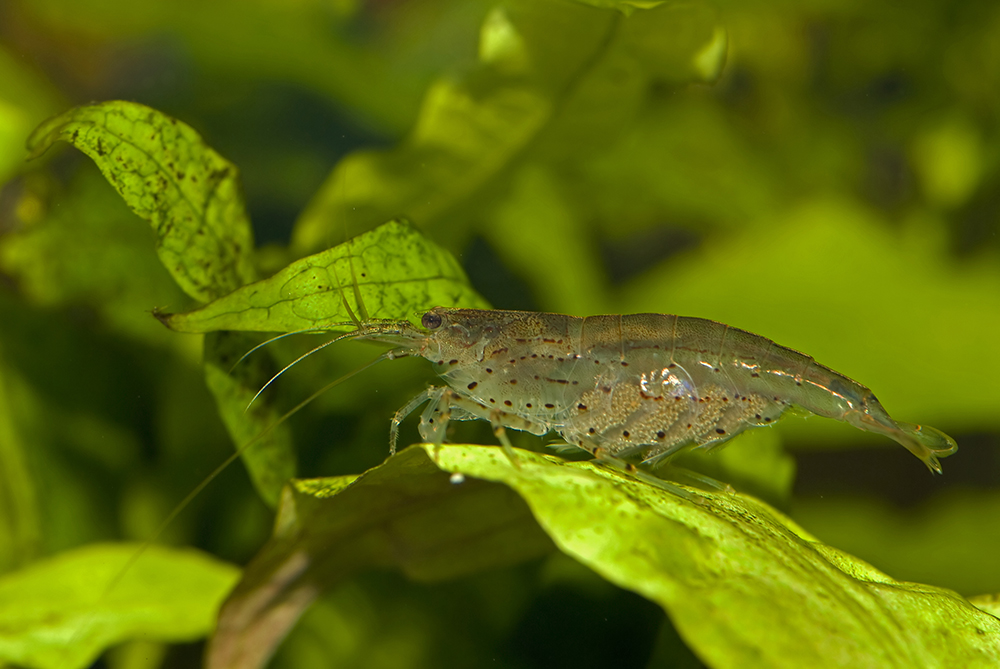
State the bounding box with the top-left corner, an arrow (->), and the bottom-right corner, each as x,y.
162,219 -> 489,334
0,543 -> 240,669
26,100 -> 256,303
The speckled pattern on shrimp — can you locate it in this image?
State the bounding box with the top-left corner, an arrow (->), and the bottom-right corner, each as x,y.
347,308 -> 957,473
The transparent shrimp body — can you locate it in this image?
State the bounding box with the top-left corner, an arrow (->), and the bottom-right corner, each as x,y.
359,308 -> 957,473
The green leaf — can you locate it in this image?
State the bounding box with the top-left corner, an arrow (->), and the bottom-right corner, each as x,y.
203,331 -> 297,508
0,542 -> 240,669
292,75 -> 552,254
211,445 -> 1000,668
292,0 -> 725,254
426,446 -> 1000,668
162,219 -> 488,334
206,451 -> 555,669
26,100 -> 257,303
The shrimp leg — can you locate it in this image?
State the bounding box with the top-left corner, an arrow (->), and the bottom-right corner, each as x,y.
392,386 -> 551,467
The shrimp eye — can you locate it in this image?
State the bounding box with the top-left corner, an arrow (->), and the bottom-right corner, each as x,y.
421,312 -> 443,330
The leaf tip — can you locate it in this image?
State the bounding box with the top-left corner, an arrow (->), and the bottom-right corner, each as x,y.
151,307 -> 177,330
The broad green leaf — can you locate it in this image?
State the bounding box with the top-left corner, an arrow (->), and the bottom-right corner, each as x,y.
162,219 -> 488,334
0,542 -> 240,669
209,444 -> 1000,669
21,103 -> 297,506
203,331 -> 297,508
427,445 -> 1000,668
292,0 -> 725,254
206,453 -> 555,669
26,100 -> 256,303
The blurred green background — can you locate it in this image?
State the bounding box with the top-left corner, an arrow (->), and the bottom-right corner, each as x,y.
0,0 -> 998,666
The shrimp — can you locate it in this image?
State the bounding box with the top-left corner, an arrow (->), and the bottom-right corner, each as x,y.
341,307 -> 957,473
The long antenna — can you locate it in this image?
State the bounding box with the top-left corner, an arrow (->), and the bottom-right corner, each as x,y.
229,326 -> 355,373
244,329 -> 365,411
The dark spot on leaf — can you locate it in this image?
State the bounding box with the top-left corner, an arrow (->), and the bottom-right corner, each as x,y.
467,382 -> 478,390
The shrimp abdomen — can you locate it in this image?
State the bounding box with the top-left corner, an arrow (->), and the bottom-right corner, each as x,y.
718,323 -> 958,473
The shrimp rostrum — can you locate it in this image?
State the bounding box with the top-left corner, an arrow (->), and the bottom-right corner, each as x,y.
341,308 -> 957,474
